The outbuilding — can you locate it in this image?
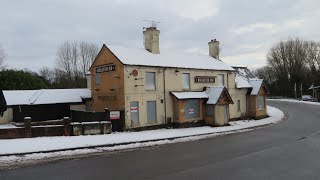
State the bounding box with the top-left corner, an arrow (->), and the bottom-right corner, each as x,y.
0,89 -> 91,124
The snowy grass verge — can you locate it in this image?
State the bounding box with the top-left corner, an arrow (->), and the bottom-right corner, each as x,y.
0,106 -> 284,167
267,99 -> 320,106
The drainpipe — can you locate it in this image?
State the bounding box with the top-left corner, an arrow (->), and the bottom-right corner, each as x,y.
163,68 -> 167,124
226,72 -> 229,89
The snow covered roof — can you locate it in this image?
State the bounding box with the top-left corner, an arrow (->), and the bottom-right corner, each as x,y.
106,45 -> 235,71
171,86 -> 232,105
170,91 -> 208,99
249,79 -> 264,95
233,66 -> 258,89
205,86 -> 225,104
3,89 -> 91,106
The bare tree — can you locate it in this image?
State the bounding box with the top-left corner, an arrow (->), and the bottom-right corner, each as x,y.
0,45 -> 7,69
56,41 -> 98,88
39,67 -> 55,84
79,41 -> 99,76
266,38 -> 309,96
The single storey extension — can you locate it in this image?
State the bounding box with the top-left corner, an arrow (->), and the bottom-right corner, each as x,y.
0,88 -> 91,124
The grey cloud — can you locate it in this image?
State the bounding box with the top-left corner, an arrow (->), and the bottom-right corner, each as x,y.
1,0 -> 320,71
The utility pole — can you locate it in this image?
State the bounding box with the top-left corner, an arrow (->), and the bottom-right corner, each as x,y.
294,82 -> 297,99
312,83 -> 315,99
300,83 -> 303,98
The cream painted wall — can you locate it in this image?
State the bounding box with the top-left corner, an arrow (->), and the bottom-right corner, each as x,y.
0,108 -> 13,124
229,89 -> 248,119
123,65 -> 246,128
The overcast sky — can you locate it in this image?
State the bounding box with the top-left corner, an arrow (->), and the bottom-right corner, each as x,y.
1,0 -> 320,72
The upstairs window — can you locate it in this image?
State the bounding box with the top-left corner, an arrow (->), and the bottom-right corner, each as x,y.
95,73 -> 100,85
218,74 -> 225,86
182,73 -> 190,89
146,72 -> 156,90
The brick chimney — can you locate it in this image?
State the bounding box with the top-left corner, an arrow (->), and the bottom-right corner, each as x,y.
143,27 -> 160,54
208,39 -> 220,59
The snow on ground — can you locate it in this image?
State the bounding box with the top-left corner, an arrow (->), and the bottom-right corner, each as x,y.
0,106 -> 284,166
268,99 -> 320,106
0,124 -> 20,129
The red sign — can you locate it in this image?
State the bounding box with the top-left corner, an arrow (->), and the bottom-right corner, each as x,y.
130,107 -> 138,113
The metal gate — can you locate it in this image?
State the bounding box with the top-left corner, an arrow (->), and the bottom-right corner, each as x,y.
130,101 -> 139,126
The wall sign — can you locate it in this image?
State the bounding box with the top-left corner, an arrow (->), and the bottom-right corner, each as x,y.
194,76 -> 215,83
130,107 -> 138,113
96,64 -> 115,73
189,108 -> 195,114
110,111 -> 120,120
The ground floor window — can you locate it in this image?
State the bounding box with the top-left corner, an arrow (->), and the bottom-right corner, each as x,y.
249,96 -> 255,111
237,100 -> 241,111
184,99 -> 200,120
257,95 -> 265,109
205,105 -> 214,116
147,101 -> 157,123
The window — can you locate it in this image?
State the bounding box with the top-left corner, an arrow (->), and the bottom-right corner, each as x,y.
218,74 -> 224,86
146,72 -> 156,90
206,105 -> 214,116
184,99 -> 200,120
237,100 -> 241,111
249,96 -> 255,111
147,101 -> 157,123
95,73 -> 100,85
257,95 -> 265,109
182,73 -> 190,89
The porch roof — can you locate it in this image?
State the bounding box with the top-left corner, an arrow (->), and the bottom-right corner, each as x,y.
249,79 -> 264,95
171,86 -> 232,105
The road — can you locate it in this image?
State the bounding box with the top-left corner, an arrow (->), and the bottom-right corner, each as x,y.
1,101 -> 320,180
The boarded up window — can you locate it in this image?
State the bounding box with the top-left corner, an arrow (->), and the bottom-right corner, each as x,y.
257,95 -> 265,109
174,100 -> 179,121
218,74 -> 224,86
147,101 -> 157,123
205,105 -> 214,116
182,73 -> 190,89
146,72 -> 156,90
249,96 -> 255,111
95,73 -> 100,85
184,99 -> 200,120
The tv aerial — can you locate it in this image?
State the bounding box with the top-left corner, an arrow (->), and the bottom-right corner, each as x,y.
143,19 -> 162,29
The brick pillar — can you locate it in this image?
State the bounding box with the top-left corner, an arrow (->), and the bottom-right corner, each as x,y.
63,117 -> 71,136
24,117 -> 32,138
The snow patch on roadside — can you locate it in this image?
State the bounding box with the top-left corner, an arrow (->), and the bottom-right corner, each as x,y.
0,106 -> 284,166
268,99 -> 320,106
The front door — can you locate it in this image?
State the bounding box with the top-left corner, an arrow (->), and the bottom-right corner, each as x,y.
130,101 -> 139,126
215,105 -> 229,126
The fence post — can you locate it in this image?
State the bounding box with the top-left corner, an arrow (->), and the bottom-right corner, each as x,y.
63,117 -> 71,136
24,117 -> 32,138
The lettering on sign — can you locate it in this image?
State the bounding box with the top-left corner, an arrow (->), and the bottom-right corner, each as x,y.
110,111 -> 120,120
96,64 -> 116,73
130,107 -> 138,113
189,108 -> 195,114
194,76 -> 215,83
